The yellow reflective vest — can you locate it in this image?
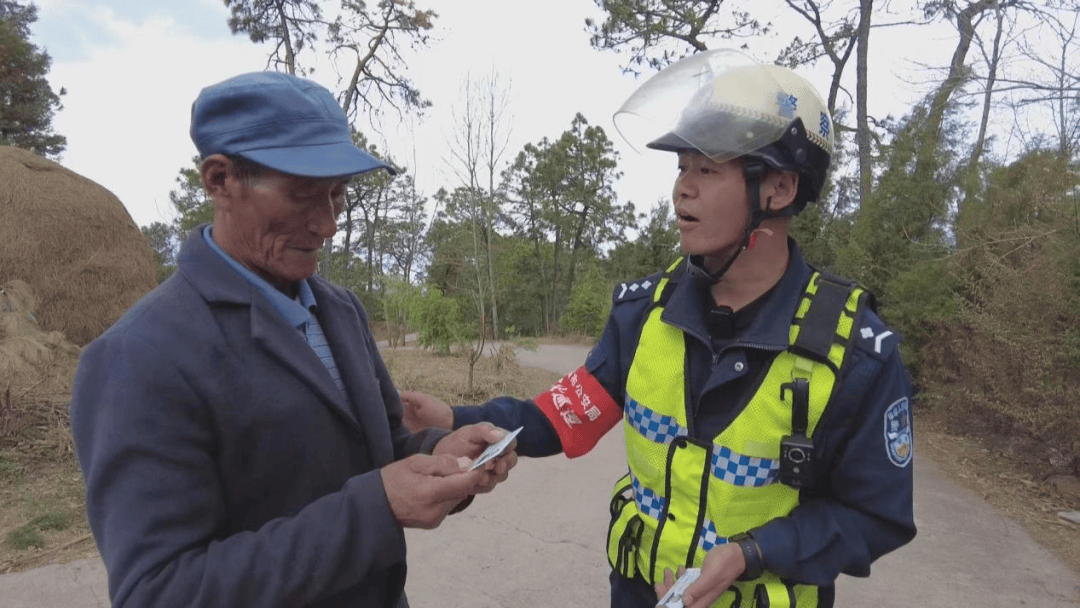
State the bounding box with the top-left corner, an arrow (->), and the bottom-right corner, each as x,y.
606,264 -> 867,608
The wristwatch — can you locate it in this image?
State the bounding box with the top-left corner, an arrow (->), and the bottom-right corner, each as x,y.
730,532 -> 764,581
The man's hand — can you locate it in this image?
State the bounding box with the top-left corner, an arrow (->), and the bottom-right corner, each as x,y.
381,454 -> 491,529
400,390 -> 453,431
434,423 -> 517,494
654,544 -> 746,608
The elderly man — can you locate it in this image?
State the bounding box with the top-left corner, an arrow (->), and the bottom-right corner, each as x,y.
70,71 -> 515,608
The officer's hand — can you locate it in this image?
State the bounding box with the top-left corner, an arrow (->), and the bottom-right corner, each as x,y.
654,566 -> 686,604
654,544 -> 746,608
434,423 -> 518,494
381,453 -> 488,529
400,390 -> 454,431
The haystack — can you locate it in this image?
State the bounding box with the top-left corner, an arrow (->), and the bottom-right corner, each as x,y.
0,280 -> 79,389
0,146 -> 157,345
0,280 -> 80,443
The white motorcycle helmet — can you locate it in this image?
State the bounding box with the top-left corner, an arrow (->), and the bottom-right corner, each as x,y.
614,49 -> 835,280
615,48 -> 834,214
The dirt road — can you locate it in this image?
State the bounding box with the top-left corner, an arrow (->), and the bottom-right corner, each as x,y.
403,343 -> 1080,608
1,342 -> 1078,607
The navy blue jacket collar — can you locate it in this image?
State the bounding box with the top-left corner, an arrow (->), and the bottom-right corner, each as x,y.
176,226 -> 361,431
660,239 -> 812,352
200,225 -> 317,329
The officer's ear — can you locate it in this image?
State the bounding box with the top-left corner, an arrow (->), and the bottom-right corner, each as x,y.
764,171 -> 799,212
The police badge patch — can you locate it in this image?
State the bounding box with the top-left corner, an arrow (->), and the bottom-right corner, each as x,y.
884,397 -> 913,467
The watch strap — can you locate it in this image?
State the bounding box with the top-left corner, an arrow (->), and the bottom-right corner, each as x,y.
731,533 -> 764,581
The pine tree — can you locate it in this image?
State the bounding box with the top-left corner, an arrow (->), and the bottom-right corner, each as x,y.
0,0 -> 65,158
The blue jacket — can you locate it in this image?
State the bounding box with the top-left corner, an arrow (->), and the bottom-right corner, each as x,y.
454,241 -> 916,606
71,228 -> 447,608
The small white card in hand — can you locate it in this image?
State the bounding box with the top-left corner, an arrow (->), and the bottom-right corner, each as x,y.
656,567 -> 701,608
468,426 -> 523,471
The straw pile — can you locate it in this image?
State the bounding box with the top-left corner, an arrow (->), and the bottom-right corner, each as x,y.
0,280 -> 80,445
0,146 -> 157,345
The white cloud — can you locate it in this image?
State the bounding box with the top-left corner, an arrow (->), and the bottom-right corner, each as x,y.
33,0 -> 965,232
44,4 -> 268,227
37,0 -> 675,229
374,0 -> 673,214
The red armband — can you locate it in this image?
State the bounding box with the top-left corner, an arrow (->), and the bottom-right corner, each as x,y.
533,366 -> 621,458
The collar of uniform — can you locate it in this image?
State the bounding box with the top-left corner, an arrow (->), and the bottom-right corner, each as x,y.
201,225 -> 314,329
661,239 -> 811,351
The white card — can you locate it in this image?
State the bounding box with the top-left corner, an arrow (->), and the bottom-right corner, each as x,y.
655,568 -> 701,608
467,426 -> 523,471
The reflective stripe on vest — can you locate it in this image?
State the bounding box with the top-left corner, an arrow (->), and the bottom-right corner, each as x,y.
606,266 -> 864,608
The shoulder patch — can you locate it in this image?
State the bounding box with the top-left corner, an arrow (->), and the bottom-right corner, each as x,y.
884,397 -> 913,468
854,314 -> 901,360
612,276 -> 659,304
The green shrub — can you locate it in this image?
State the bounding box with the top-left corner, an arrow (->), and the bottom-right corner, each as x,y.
411,287 -> 467,355
560,265 -> 611,337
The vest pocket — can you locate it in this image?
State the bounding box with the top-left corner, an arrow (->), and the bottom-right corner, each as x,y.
607,476 -> 643,579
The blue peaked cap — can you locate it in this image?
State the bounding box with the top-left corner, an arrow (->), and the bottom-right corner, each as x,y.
190,71 -> 396,178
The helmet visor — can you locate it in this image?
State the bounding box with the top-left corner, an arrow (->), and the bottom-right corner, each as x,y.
614,50 -> 794,164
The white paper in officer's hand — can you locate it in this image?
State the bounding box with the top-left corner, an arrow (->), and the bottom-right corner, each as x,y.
467,426 -> 523,471
655,568 -> 701,608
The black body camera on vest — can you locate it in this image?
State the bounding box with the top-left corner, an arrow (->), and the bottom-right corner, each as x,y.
780,433 -> 815,489
779,378 -> 815,489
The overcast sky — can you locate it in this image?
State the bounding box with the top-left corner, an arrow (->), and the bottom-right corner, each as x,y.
28,0 -> 952,230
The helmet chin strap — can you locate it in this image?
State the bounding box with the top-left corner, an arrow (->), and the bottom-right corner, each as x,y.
691,159 -> 775,284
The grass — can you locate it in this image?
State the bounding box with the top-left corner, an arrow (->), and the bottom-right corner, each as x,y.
5,511 -> 72,551
0,336 -> 564,574
6,527 -> 45,551
0,448 -> 91,572
0,453 -> 18,476
916,410 -> 1080,576
380,342 -> 563,405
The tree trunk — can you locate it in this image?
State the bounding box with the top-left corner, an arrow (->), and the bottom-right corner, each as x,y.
365,207 -> 376,292
274,0 -> 296,75
856,0 -> 873,209
470,191 -> 489,339
1051,12 -> 1078,157
919,0 -> 997,178
343,199 -> 354,263
467,346 -> 477,393
550,202 -> 564,329
481,72 -> 510,339
782,0 -> 856,118
969,5 -> 1005,179
342,9 -> 390,118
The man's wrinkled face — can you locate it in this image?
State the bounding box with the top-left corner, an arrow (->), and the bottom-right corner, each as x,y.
221,168 -> 350,287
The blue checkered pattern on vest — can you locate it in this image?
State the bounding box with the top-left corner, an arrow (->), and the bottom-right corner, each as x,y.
697,519 -> 731,552
305,314 -> 345,394
632,474 -> 666,520
710,445 -> 779,487
625,397 -> 688,443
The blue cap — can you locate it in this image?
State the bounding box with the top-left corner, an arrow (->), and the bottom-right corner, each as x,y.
190,71 -> 396,177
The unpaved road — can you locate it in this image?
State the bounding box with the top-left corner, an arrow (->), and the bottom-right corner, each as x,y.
1,342 -> 1078,607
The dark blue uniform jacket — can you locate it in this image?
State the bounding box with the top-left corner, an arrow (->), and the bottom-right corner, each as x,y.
71,228 -> 447,608
454,241 -> 917,606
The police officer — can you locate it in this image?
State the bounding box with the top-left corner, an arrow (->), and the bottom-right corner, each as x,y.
403,49 -> 915,608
